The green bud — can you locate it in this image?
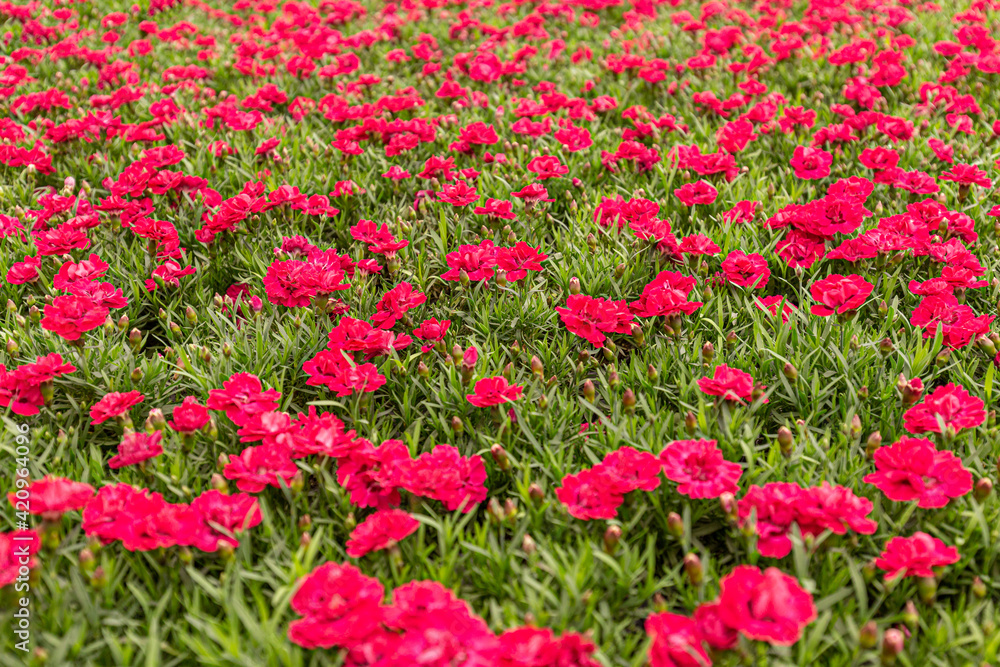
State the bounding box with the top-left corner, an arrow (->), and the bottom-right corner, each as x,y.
683,552 -> 703,586
603,525 -> 621,555
666,512 -> 684,539
860,621 -> 878,650
582,380 -> 596,403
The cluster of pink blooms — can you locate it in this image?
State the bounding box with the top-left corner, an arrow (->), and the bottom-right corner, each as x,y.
288,561 -> 601,665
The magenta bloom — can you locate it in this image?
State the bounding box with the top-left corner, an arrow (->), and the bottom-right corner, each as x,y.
345,509 -> 419,558
809,274 -> 873,316
902,383 -> 985,435
467,376 -> 524,407
89,390 -> 145,425
875,532 -> 960,579
555,294 -> 634,347
169,396 -> 211,433
698,364 -> 765,404
674,180 -> 718,206
658,439 -> 741,498
108,431 -> 164,469
863,436 -> 972,508
790,145 -> 833,179
717,566 -> 817,645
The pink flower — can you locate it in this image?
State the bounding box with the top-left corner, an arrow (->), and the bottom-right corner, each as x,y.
809,274 -> 873,316
875,532 -> 960,579
863,436 -> 972,508
698,364 -> 765,404
6,476 -> 93,519
169,396 -> 210,433
790,145 -> 833,179
716,566 -> 817,645
645,612 -> 711,667
108,431 -> 164,469
674,180 -> 718,206
467,376 -> 524,407
555,294 -> 634,347
659,439 -> 741,498
903,383 -> 985,434
345,509 -> 419,558
720,251 -> 770,289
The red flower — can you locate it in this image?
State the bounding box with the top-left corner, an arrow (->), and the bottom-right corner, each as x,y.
394,445 -> 488,513
630,271 -> 703,319
458,122 -> 499,146
863,436 -> 972,508
875,532 -> 960,579
902,383 -> 985,434
144,260 -> 197,291
674,180 -> 718,206
223,443 -> 299,493
511,183 -> 554,203
411,318 -> 451,352
755,295 -> 796,323
940,163 -> 991,189
89,390 -> 144,425
555,294 -> 634,347
659,439 -> 741,498
498,626 -> 600,667
302,350 -> 386,397
698,364 -> 765,404
716,566 -> 817,645
6,476 -> 93,519
677,234 -> 720,256
474,198 -> 517,221
0,353 -> 76,416
5,255 -> 41,285
189,490 -> 262,551
555,468 -> 623,520
790,145 -> 833,179
442,239 -> 497,282
40,294 -> 109,341
495,242 -> 548,281
207,373 -> 281,426
526,155 -> 569,179
720,251 -> 770,289
337,439 -> 409,509
345,508 -> 419,558
599,446 -> 663,494
808,274 -> 873,316
370,282 -> 426,329
53,253 -> 109,290
169,396 -> 210,433
694,602 -> 739,650
645,612 -> 711,667
437,180 -> 479,206
0,530 -> 41,587
467,376 -> 524,407
288,561 -> 385,649
722,200 -> 759,224
108,431 -> 164,469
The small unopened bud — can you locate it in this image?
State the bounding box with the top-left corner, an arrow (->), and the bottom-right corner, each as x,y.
917,576 -> 937,604
935,349 -> 951,366
683,553 -> 703,586
222,342 -> 232,358
582,379 -> 596,403
491,443 -> 510,471
647,364 -> 658,381
879,337 -> 894,356
849,414 -> 863,441
666,512 -> 684,539
495,269 -> 508,287
725,331 -> 737,349
631,323 -> 645,346
130,367 -> 143,382
568,277 -> 581,294
878,300 -> 888,318
6,338 -> 18,356
450,416 -> 464,433
622,388 -> 636,415
603,525 -> 622,554
701,342 -> 714,365
719,492 -> 737,523
459,268 -> 470,286
865,431 -> 882,459
881,628 -> 904,665
78,548 -> 95,574
90,566 -> 107,589
614,263 -> 625,279
528,483 -> 544,505
652,593 -> 668,613
782,362 -> 798,381
343,512 -> 356,532
530,355 -> 544,379
902,600 -> 919,631
587,233 -> 597,252
417,361 -> 430,378
608,369 -> 620,388
210,474 -> 228,493
299,532 -> 311,548
289,471 -> 304,495
684,410 -> 697,435
145,408 -> 166,432
487,498 -> 504,524
117,314 -> 129,331
974,477 -> 993,501
777,426 -> 793,455
860,621 -> 878,650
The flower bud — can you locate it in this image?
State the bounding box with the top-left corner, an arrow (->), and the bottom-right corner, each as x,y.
782,362 -> 798,381
530,355 -> 544,379
701,342 -> 714,365
935,349 -> 951,366
79,548 -> 95,574
222,341 -> 232,358
289,471 -> 304,496
719,492 -> 737,523
586,234 -> 597,253
631,323 -> 645,346
459,268 -> 470,286
582,379 -> 596,403
603,525 -> 621,554
145,408 -> 166,432
683,553 -> 703,586
614,263 -> 626,279
917,576 -> 937,604
881,628 -> 904,665
90,566 -> 107,589
973,576 -> 987,598
725,331 -> 737,349
450,416 -> 464,433
487,497 -> 504,524
608,369 -> 620,388
902,600 -> 918,631
117,314 -> 129,331
130,367 -> 143,382
777,426 -> 793,455
974,477 -> 993,501
491,443 -> 510,471
569,276 -> 581,295
6,338 -> 18,356
522,533 -> 536,554
528,483 -> 544,505
685,410 -> 697,435
417,361 -> 430,378
622,388 -> 636,415
666,512 -> 684,539
647,364 -> 658,382
495,269 -> 508,287
865,431 -> 882,459
860,621 -> 878,650
849,414 -> 863,441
